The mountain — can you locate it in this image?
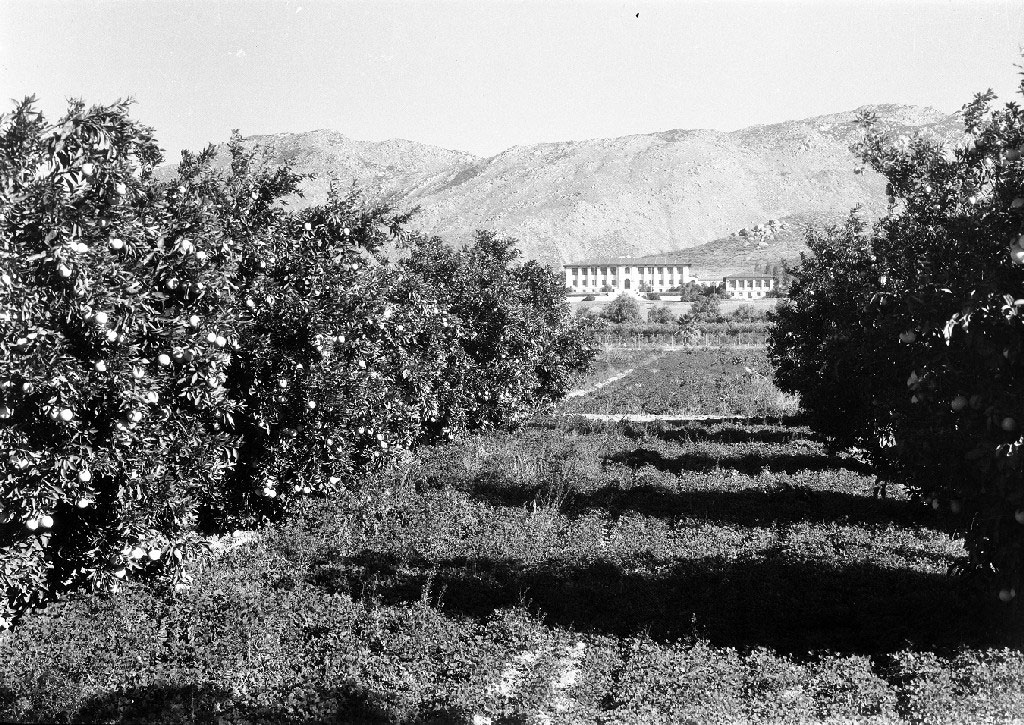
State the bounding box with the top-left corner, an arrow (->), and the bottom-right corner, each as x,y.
162,104 -> 965,276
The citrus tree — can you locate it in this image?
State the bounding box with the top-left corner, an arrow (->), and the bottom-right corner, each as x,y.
0,99 -> 252,625
769,86 -> 1024,600
218,195 -> 471,529
1,98 -> 598,626
400,231 -> 596,433
767,211 -> 907,452
689,293 -> 722,322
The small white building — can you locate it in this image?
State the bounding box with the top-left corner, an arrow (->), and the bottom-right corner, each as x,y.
723,273 -> 777,299
563,254 -> 691,294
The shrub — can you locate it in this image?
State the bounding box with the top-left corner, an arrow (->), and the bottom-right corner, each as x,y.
769,85 -> 1024,598
582,295 -> 596,301
689,294 -> 721,322
647,305 -> 674,324
644,292 -> 661,301
730,304 -> 767,322
674,282 -> 704,302
602,293 -> 643,324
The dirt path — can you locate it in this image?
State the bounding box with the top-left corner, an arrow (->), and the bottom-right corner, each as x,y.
564,367 -> 635,398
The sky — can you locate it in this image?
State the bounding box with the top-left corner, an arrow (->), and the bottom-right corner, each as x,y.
2,0 -> 1024,163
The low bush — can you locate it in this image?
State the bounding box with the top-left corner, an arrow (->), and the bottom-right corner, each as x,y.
646,305 -> 674,324
688,294 -> 722,322
601,293 -> 643,324
730,304 -> 768,322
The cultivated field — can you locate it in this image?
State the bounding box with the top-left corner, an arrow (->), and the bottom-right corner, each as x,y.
562,348 -> 798,418
2,348 -> 1023,724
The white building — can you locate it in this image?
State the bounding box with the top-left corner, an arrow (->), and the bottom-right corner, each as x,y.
723,273 -> 777,299
563,254 -> 692,294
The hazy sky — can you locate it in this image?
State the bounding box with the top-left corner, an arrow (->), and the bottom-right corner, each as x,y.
2,1 -> 1024,162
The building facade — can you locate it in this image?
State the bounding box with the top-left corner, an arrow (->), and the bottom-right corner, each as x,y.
563,255 -> 691,294
722,273 -> 776,299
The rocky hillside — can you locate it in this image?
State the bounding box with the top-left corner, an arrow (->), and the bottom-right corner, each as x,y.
163,105 -> 965,273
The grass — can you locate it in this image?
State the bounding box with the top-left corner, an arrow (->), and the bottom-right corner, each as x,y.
2,349 -> 1023,723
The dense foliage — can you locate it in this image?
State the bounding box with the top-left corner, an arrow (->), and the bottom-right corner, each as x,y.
769,86 -> 1024,599
601,293 -> 643,324
400,231 -> 596,433
687,293 -> 722,322
0,98 -> 594,627
647,304 -> 674,324
768,212 -> 892,446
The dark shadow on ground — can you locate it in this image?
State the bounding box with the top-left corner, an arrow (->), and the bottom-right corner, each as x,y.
309,550 -> 1022,657
654,423 -> 817,446
66,683 -> 237,724
470,480 -> 930,529
605,446 -> 874,477
66,681 -> 469,724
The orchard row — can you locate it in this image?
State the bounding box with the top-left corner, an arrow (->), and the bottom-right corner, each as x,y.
0,98 -> 594,627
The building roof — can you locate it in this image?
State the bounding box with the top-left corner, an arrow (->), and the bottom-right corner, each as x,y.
564,253 -> 692,267
723,273 -> 776,279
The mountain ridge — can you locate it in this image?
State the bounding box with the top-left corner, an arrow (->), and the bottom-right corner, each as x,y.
160,104 -> 966,276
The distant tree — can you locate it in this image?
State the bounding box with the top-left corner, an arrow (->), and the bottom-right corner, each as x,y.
690,294 -> 721,321
731,304 -> 766,322
676,282 -> 703,302
647,305 -> 674,324
601,293 -> 642,324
